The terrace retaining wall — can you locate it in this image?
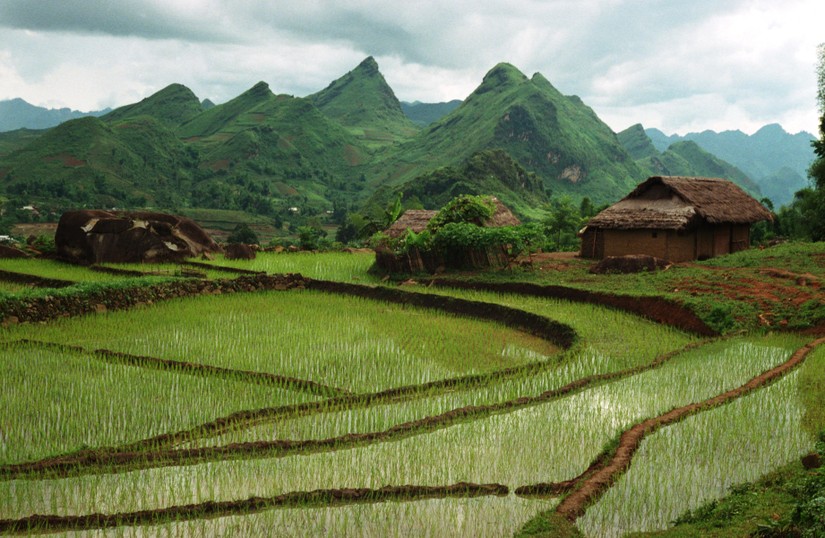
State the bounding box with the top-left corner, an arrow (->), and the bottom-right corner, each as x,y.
0,274 -> 307,325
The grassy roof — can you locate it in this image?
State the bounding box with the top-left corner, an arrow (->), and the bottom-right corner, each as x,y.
586,176 -> 773,230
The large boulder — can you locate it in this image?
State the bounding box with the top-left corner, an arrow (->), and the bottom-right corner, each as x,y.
55,210 -> 222,264
224,243 -> 256,260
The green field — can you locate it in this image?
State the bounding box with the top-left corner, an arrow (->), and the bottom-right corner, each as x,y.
0,252 -> 822,536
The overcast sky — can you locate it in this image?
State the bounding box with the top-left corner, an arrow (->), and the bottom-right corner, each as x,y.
0,0 -> 822,136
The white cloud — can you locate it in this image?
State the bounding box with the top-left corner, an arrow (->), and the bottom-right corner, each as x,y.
0,0 -> 821,134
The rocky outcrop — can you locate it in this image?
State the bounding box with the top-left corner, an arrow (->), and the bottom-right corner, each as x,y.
55,210 -> 221,264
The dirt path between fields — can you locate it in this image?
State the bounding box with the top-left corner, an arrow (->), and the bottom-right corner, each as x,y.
549,336 -> 825,521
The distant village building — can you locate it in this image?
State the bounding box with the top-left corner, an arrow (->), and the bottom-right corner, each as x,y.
579,176 -> 773,262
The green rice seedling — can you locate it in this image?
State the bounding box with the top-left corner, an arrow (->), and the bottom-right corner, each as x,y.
76,284 -> 695,449
99,262 -> 234,280
409,286 -> 697,369
0,336 -> 796,519
26,495 -> 556,537
0,343 -> 319,464
798,345 -> 825,435
191,340 -> 676,449
0,259 -> 122,284
578,353 -> 817,537
2,290 -> 559,392
195,251 -> 380,282
0,281 -> 31,294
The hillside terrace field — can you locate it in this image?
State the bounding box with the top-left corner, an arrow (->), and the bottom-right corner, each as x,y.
0,243 -> 824,536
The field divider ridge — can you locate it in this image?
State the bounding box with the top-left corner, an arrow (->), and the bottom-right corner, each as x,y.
0,341 -> 704,481
183,260 -> 266,275
515,336 -> 825,523
0,482 -> 509,534
306,279 -> 578,348
0,268 -> 75,289
426,278 -> 716,336
5,339 -> 351,398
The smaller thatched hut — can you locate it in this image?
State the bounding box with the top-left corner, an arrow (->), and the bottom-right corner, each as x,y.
486,198 -> 522,227
579,176 -> 772,262
376,196 -> 521,273
384,210 -> 438,239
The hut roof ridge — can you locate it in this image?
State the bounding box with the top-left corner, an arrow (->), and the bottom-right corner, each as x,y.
587,176 -> 772,230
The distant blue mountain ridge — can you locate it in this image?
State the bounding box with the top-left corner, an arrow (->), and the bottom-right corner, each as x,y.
646,124 -> 817,207
0,98 -> 110,132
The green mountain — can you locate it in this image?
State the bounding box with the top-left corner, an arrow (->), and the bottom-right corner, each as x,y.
645,124 -> 815,206
310,56 -> 418,148
401,100 -> 462,127
102,83 -> 204,128
616,123 -> 659,160
366,149 -> 548,219
0,129 -> 45,159
5,58 -> 735,231
177,81 -> 369,211
644,141 -> 761,196
618,125 -> 762,198
368,63 -> 645,204
0,115 -> 195,211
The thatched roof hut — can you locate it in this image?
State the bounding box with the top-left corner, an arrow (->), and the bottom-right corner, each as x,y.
580,176 -> 772,262
385,210 -> 438,239
586,176 -> 772,230
377,197 -> 521,273
486,198 -> 522,227
385,197 -> 520,239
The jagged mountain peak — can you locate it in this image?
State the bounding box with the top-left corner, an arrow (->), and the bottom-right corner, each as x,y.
244,81 -> 273,98
475,63 -> 528,94
355,55 -> 379,73
102,83 -> 202,127
310,56 -> 416,144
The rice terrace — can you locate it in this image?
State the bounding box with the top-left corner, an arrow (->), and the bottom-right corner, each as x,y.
0,242 -> 822,537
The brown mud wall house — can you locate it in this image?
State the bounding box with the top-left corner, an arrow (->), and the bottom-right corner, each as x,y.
579,176 -> 772,262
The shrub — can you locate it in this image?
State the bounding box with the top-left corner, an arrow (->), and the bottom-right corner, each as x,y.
427,194 -> 496,232
227,223 -> 259,245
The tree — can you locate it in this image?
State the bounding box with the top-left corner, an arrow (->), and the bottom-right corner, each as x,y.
297,225 -> 326,250
227,223 -> 259,245
784,43 -> 825,241
579,196 -> 596,218
812,42 -> 825,189
543,196 -> 581,251
804,43 -> 825,240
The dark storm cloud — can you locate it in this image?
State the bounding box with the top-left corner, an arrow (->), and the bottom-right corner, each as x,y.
0,0 -> 231,42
